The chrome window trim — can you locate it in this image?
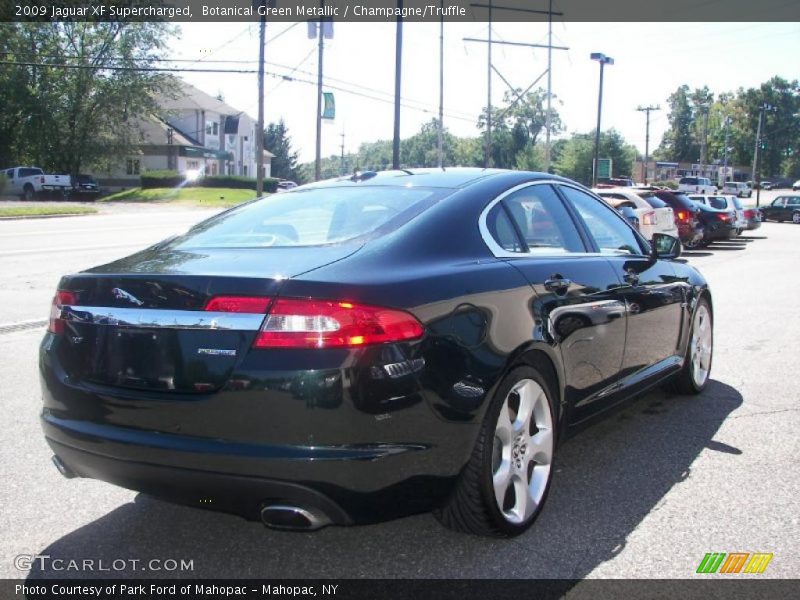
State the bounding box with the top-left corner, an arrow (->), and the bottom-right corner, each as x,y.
58,306 -> 266,331
479,180 -> 579,259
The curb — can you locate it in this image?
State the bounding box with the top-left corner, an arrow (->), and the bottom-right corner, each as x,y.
0,212 -> 98,220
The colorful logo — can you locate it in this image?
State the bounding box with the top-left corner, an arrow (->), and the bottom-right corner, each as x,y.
696,552 -> 773,574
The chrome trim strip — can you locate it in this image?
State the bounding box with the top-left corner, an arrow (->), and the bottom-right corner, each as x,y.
478,180 -> 581,258
59,305 -> 265,331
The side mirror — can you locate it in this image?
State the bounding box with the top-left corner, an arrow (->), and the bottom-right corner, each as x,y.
651,233 -> 682,260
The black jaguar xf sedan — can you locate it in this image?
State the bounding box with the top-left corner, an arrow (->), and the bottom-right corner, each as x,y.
40,169 -> 714,537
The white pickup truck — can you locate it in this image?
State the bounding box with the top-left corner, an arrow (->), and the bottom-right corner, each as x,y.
2,167 -> 72,200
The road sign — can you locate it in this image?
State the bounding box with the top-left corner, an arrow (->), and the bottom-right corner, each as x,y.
322,92 -> 335,120
597,158 -> 612,179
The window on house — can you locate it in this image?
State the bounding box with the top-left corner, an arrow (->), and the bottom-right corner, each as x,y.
206,124 -> 212,135
243,165 -> 248,176
212,122 -> 218,135
126,159 -> 140,176
187,160 -> 200,170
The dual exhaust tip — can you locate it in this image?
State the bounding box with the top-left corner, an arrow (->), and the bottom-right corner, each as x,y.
53,454 -> 331,531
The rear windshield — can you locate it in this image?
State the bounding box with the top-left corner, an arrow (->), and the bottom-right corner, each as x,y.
731,197 -> 743,209
707,197 -> 727,209
640,193 -> 667,208
19,168 -> 43,178
174,186 -> 446,248
680,177 -> 696,184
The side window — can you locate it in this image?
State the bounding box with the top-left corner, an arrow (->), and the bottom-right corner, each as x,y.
773,198 -> 785,207
502,184 -> 585,253
486,203 -> 525,253
559,186 -> 645,256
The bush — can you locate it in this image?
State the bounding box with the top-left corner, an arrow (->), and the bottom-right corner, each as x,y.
140,171 -> 279,193
200,175 -> 279,193
0,172 -> 7,195
655,180 -> 678,189
140,170 -> 184,188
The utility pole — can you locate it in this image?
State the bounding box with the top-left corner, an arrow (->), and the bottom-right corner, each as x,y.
485,1 -> 492,167
636,105 -> 660,185
392,1 -> 403,170
465,2 -> 566,170
314,1 -> 325,181
699,104 -> 710,177
340,131 -> 346,175
752,102 -> 777,207
255,2 -> 266,196
437,0 -> 444,168
545,0 -> 553,172
722,115 -> 732,185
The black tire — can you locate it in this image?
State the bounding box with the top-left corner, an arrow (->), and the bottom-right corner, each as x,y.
434,365 -> 556,537
22,184 -> 35,201
793,211 -> 800,225
667,297 -> 713,395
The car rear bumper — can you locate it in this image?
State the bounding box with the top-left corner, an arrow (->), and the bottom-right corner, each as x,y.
39,333 -> 471,525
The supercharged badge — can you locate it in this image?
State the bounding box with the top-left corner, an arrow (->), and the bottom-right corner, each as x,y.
197,348 -> 237,357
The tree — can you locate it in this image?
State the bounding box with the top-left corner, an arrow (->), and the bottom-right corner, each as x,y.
655,85 -> 698,162
553,129 -> 637,186
0,23 -> 177,176
478,88 -> 563,169
264,119 -> 299,181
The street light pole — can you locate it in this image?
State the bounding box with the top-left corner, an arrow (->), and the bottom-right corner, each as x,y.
392,1 -> 403,170
590,52 -> 613,188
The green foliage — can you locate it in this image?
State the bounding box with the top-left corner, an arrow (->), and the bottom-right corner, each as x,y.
201,175 -> 279,193
264,119 -> 300,182
140,170 -> 183,188
0,173 -> 7,195
552,129 -> 637,186
656,77 -> 800,178
0,22 -> 178,175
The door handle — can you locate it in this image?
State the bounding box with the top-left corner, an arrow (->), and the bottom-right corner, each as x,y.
544,277 -> 571,292
623,271 -> 639,285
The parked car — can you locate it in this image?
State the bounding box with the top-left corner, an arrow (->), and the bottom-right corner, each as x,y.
678,176 -> 716,194
40,168 -> 712,537
721,181 -> 752,198
687,201 -> 737,248
743,207 -> 762,231
760,195 -> 800,223
760,181 -> 774,191
640,189 -> 704,248
615,205 -> 640,231
688,195 -> 747,235
2,166 -> 72,200
792,180 -> 800,191
72,174 -> 100,196
596,177 -> 635,188
276,180 -> 298,192
593,187 -> 678,241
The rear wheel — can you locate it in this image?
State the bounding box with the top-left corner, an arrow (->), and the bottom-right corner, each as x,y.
435,366 -> 556,537
793,211 -> 800,224
668,298 -> 713,395
22,184 -> 34,201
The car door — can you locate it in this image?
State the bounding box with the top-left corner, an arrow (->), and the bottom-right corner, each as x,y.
555,184 -> 686,384
483,182 -> 627,422
766,197 -> 786,220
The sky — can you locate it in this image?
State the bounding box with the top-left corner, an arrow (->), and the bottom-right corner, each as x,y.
169,21 -> 800,164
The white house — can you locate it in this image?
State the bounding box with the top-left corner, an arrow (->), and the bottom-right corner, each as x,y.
99,80 -> 273,189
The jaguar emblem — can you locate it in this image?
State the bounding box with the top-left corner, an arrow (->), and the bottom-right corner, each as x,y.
111,287 -> 144,306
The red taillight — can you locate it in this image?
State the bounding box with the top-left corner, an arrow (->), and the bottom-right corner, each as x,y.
48,290 -> 77,334
676,210 -> 687,222
40,176 -> 45,184
253,298 -> 424,349
204,296 -> 271,313
717,214 -> 729,221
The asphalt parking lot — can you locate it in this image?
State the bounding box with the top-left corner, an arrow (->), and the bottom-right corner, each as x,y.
0,201 -> 798,580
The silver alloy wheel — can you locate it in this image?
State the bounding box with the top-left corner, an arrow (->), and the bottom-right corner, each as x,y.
793,212 -> 800,224
690,304 -> 713,387
491,378 -> 553,524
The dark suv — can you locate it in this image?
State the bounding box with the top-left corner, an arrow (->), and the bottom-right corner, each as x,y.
635,188 -> 703,247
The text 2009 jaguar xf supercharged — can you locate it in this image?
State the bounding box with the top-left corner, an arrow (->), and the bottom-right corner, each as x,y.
40,169 -> 713,536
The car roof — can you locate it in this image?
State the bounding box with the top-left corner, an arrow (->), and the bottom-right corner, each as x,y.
296,168 -> 567,190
